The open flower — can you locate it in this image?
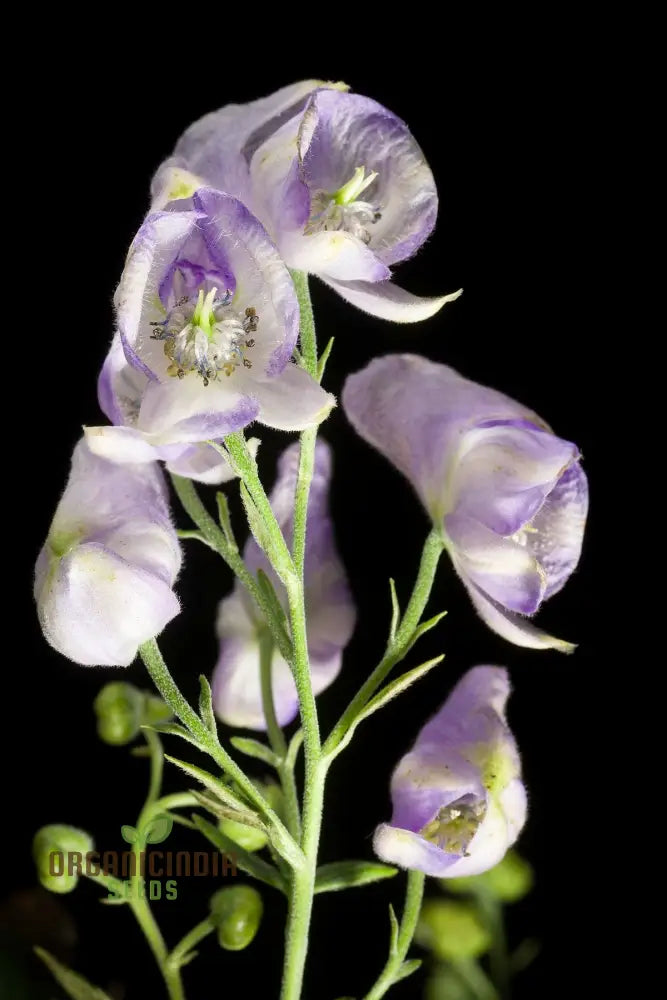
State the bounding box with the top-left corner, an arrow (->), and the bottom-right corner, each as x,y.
374,666 -> 526,878
35,439 -> 181,666
85,188 -> 333,474
343,355 -> 588,650
212,440 -> 356,729
153,82 -> 461,323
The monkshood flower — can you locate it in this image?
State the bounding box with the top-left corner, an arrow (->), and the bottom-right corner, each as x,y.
374,666 -> 526,878
152,81 -> 461,323
34,439 -> 181,666
343,355 -> 588,650
85,188 -> 333,478
212,440 -> 355,729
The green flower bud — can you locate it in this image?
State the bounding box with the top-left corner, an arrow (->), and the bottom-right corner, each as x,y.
210,885 -> 263,951
218,781 -> 283,853
445,849 -> 534,903
416,900 -> 491,961
143,693 -> 174,726
94,682 -> 144,745
33,825 -> 94,895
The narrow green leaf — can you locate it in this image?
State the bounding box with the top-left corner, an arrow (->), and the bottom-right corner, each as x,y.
394,958 -> 422,983
230,736 -> 279,767
176,529 -> 216,551
389,578 -> 400,643
193,815 -> 286,893
198,675 -> 217,736
255,569 -> 291,650
34,948 -> 112,1000
190,789 -> 265,831
405,610 -> 448,653
314,861 -> 398,894
240,481 -> 273,558
330,656 -> 445,759
317,336 -> 335,381
286,729 -> 304,769
164,755 -> 249,813
215,491 -> 237,549
142,722 -> 202,749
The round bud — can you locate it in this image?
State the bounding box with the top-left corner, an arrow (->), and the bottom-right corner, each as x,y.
33,825 -> 94,894
94,682 -> 144,745
143,693 -> 173,726
210,885 -> 263,951
415,900 -> 490,961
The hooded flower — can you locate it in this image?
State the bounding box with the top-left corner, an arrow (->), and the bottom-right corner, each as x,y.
35,438 -> 181,666
212,440 -> 356,729
374,666 -> 526,878
343,355 -> 588,650
152,82 -> 461,323
85,188 -> 333,477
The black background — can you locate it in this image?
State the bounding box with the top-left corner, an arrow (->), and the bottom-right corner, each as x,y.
2,39 -> 612,1000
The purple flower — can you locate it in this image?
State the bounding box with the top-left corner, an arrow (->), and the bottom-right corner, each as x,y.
343,355 -> 588,650
374,666 -> 526,878
153,82 -> 461,323
212,440 -> 356,729
34,438 -> 181,666
85,188 -> 334,473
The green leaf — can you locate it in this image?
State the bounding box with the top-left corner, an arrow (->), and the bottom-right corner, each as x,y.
389,578 -> 400,643
394,958 -> 422,983
215,490 -> 237,549
416,900 -> 491,961
120,824 -> 137,844
144,814 -> 173,845
331,656 -> 445,757
445,850 -> 534,903
163,755 -> 249,813
193,815 -> 286,893
198,675 -> 217,736
405,610 -> 448,653
286,729 -> 304,769
34,948 -> 112,1000
143,722 -> 202,749
317,336 -> 335,381
230,736 -> 279,767
190,789 -> 266,832
314,861 -> 398,894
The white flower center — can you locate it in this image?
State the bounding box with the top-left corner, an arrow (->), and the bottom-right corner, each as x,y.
419,797 -> 487,856
151,287 -> 258,385
305,166 -> 381,244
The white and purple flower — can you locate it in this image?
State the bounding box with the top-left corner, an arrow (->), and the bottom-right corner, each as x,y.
374,666 -> 526,878
343,355 -> 588,650
34,439 -> 181,666
212,440 -> 356,730
86,188 -> 333,479
153,82 -> 460,323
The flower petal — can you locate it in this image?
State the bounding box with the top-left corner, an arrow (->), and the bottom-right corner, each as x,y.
281,230 -> 390,282
464,581 -> 576,652
446,514 -> 546,615
323,279 -> 462,322
531,461 -> 589,598
137,376 -> 259,443
246,364 -> 335,431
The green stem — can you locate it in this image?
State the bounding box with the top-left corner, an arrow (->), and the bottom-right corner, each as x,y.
167,918 -> 216,971
170,473 -> 291,661
129,730 -> 185,1000
324,529 -> 444,757
451,959 -> 500,1000
363,871 -> 425,1000
290,270 -> 318,377
477,894 -> 510,999
260,630 -> 302,841
292,427 -> 317,578
139,639 -> 301,869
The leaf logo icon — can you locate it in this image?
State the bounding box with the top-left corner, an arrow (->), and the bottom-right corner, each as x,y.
120,824 -> 137,844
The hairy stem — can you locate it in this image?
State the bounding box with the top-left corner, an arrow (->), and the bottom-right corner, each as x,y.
363,871 -> 425,1000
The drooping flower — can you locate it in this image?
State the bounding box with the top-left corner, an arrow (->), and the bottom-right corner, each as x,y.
85,188 -> 334,475
343,355 -> 588,650
374,666 -> 526,878
152,82 -> 461,323
35,438 -> 181,666
212,440 -> 356,729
